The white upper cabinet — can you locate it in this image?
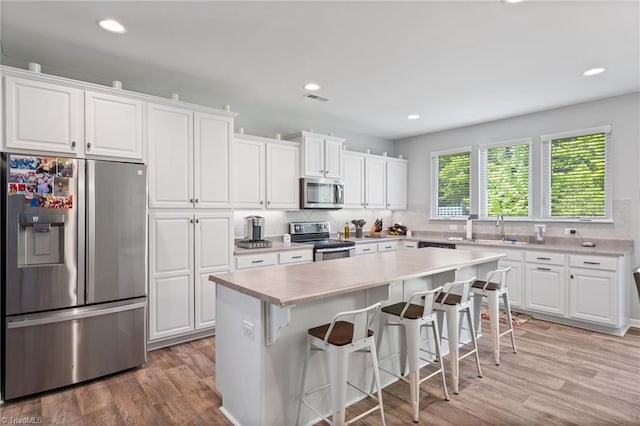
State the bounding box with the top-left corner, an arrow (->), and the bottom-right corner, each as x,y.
365,155 -> 386,209
343,151 -> 365,209
85,91 -> 143,160
232,138 -> 266,208
148,103 -> 194,208
386,158 -> 407,210
287,131 -> 344,179
4,76 -> 83,155
266,143 -> 300,209
194,112 -> 232,208
232,134 -> 300,210
147,103 -> 232,209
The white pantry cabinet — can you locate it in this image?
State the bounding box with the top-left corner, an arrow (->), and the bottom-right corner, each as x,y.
149,211 -> 233,341
342,151 -> 366,208
287,131 -> 344,179
148,103 -> 232,209
232,134 -> 300,210
4,75 -> 144,160
4,76 -> 83,155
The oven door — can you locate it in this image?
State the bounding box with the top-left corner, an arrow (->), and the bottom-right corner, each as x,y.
301,178 -> 344,209
315,246 -> 355,261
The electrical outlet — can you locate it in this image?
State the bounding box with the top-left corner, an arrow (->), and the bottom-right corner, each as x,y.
243,320 -> 255,340
564,228 -> 577,235
449,224 -> 457,231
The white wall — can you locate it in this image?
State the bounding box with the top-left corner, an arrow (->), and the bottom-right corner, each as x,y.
393,92 -> 640,319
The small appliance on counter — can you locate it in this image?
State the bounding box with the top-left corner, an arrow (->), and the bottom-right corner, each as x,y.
237,215 -> 272,249
534,224 -> 546,243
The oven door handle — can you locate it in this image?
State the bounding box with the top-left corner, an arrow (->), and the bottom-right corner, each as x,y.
316,246 -> 354,253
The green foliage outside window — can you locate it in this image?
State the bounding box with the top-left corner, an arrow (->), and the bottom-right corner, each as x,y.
486,144 -> 529,216
437,152 -> 470,216
550,133 -> 606,217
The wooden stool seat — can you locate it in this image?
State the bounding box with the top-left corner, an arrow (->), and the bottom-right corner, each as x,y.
381,302 -> 424,319
308,321 -> 374,346
471,280 -> 500,291
434,293 -> 462,305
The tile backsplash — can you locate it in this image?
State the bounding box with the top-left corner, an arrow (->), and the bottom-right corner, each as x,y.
233,209 -> 394,239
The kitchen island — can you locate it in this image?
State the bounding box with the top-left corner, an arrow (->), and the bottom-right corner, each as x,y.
210,247 -> 504,425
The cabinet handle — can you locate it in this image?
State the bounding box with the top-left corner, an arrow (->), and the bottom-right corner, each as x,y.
190,218 -> 194,224
583,261 -> 600,265
320,169 -> 324,173
71,141 -> 77,149
190,198 -> 194,203
570,274 -> 574,279
260,201 -> 264,205
363,248 -> 371,252
384,246 -> 392,249
251,259 -> 264,264
387,204 -> 390,207
87,142 -> 92,150
195,218 -> 200,224
291,255 -> 302,259
195,198 -> 199,203
536,257 -> 551,260
536,267 -> 551,271
267,201 -> 271,205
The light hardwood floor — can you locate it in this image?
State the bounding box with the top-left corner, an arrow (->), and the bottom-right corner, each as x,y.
1,319 -> 639,425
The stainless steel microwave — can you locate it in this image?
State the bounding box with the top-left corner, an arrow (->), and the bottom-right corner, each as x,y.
300,177 -> 344,209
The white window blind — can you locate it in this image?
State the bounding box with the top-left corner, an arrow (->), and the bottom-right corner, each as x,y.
431,149 -> 470,217
542,126 -> 611,219
479,140 -> 531,218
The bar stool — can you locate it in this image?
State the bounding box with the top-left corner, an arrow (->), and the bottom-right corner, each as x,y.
376,287 -> 449,423
433,277 -> 483,394
471,267 -> 518,365
296,303 -> 386,426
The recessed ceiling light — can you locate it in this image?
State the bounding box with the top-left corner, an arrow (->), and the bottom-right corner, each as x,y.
407,114 -> 420,120
304,82 -> 320,91
98,19 -> 126,34
583,67 -> 606,76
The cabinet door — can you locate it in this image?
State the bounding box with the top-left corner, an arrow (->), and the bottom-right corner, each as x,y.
195,212 -> 233,330
365,156 -> 387,209
147,103 -> 193,208
232,139 -> 265,208
266,143 -> 300,209
324,139 -> 343,178
386,159 -> 407,210
302,136 -> 325,177
149,212 -> 195,340
194,112 -> 231,208
5,76 -> 83,154
84,91 -> 143,160
343,152 -> 365,209
500,260 -> 523,308
569,268 -> 617,325
525,264 -> 565,316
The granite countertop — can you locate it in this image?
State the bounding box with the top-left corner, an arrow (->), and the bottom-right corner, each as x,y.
211,248 -> 504,307
234,241 -> 312,255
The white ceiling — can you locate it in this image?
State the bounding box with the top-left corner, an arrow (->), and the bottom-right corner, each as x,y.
1,1 -> 639,140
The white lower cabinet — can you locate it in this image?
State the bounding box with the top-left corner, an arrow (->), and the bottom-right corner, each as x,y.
236,248 -> 313,270
149,211 -> 232,341
568,254 -> 618,325
356,243 -> 378,255
377,241 -> 400,252
525,264 -> 566,316
501,259 -> 523,308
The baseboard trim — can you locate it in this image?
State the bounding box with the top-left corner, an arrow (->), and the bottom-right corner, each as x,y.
628,318 -> 640,329
147,328 -> 215,351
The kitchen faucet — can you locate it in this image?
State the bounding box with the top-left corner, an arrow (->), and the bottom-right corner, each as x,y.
496,214 -> 505,240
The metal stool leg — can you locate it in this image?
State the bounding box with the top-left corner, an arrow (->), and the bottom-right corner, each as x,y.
465,307 -> 483,379
296,338 -> 311,426
369,340 -> 387,426
328,349 -> 349,426
444,307 -> 460,394
487,291 -> 501,365
431,320 -> 450,401
502,292 -> 518,354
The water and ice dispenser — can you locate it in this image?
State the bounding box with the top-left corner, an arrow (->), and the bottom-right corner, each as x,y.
17,213 -> 66,266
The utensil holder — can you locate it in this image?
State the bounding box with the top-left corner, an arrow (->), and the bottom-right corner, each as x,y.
355,228 -> 363,238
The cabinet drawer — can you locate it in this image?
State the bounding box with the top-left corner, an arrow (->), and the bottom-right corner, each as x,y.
403,241 -> 418,249
378,241 -> 400,252
569,255 -> 617,271
525,251 -> 565,265
279,250 -> 313,264
356,244 -> 378,255
236,253 -> 278,269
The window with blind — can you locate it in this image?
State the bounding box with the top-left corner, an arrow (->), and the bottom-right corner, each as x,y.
542,126 -> 611,219
480,140 -> 531,218
431,149 -> 470,217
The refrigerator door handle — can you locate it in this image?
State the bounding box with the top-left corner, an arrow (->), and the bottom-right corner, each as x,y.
77,159 -> 86,306
86,160 -> 96,303
7,299 -> 147,329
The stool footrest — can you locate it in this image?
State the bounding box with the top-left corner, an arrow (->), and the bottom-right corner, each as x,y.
347,403 -> 383,425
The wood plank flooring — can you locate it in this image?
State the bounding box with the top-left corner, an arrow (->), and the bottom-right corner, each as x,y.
1,319 -> 639,425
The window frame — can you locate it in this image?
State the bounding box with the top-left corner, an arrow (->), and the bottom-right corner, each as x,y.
479,137 -> 533,220
541,125 -> 612,222
430,146 -> 472,219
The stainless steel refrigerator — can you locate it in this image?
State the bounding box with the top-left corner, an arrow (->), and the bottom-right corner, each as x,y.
1,153 -> 147,400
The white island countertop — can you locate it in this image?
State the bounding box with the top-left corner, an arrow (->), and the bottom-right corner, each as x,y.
210,247 -> 504,307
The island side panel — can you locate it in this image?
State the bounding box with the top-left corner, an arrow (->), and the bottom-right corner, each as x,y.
216,284 -> 264,425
